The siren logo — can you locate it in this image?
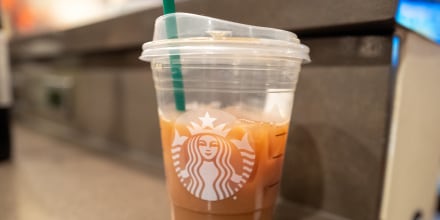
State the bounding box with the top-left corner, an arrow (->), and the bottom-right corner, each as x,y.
171,110 -> 256,201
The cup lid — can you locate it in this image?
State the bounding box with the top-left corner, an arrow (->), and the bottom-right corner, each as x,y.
140,13 -> 310,63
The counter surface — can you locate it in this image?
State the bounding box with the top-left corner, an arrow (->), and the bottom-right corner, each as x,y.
0,124 -> 170,220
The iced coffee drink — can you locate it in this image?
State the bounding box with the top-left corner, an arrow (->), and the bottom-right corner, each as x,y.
140,13 -> 310,220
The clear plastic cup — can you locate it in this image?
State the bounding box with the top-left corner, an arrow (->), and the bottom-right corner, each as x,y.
140,13 -> 310,220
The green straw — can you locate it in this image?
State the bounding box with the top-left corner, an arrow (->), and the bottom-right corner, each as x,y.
163,0 -> 186,111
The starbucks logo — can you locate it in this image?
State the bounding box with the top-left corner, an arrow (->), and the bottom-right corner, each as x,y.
170,109 -> 256,201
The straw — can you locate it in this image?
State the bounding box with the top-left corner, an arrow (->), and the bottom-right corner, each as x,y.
163,0 -> 186,111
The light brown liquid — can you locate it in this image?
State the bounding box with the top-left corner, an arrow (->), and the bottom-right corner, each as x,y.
160,114 -> 289,220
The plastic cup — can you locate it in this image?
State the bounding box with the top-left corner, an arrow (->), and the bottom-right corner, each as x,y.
140,13 -> 310,220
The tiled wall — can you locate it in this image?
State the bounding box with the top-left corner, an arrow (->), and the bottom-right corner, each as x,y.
284,65 -> 391,220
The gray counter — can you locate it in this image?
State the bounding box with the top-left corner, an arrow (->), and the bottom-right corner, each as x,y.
0,124 -> 169,220
10,0 -> 397,60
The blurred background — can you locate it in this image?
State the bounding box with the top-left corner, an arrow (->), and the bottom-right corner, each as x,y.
1,0 -> 439,220
1,0 -> 164,35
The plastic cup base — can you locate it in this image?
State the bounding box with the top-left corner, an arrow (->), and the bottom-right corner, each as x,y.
171,205 -> 274,220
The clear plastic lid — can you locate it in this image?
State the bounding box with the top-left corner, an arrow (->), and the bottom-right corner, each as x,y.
139,13 -> 310,62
